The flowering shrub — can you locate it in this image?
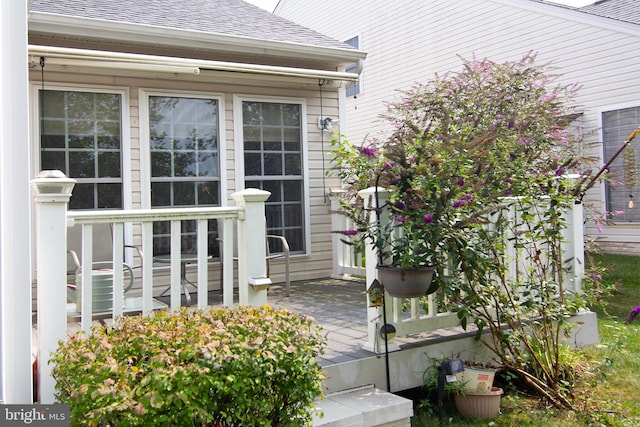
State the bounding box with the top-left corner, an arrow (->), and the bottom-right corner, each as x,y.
51,306 -> 326,426
332,53 -> 596,408
332,52 -> 585,284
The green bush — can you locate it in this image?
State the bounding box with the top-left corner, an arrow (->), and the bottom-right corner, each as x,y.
52,306 -> 327,426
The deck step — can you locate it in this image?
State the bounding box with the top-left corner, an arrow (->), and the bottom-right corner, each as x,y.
312,386 -> 413,427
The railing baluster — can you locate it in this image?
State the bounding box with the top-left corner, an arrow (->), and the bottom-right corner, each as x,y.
170,219 -> 181,310
197,218 -> 208,309
222,218 -> 234,307
142,221 -> 154,314
80,224 -> 93,333
112,222 -> 124,321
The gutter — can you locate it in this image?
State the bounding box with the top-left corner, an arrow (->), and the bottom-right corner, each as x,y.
29,45 -> 360,82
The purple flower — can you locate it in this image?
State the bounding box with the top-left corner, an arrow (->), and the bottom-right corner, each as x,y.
394,215 -> 408,224
423,213 -> 434,224
465,193 -> 474,200
382,161 -> 395,170
456,177 -> 465,186
453,200 -> 468,208
343,229 -> 358,236
395,201 -> 406,210
555,166 -> 565,177
359,146 -> 377,157
625,305 -> 640,324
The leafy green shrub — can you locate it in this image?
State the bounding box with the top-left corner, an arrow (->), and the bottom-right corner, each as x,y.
52,306 -> 326,426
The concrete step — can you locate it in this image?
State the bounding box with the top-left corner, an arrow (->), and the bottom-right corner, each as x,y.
312,386 -> 413,427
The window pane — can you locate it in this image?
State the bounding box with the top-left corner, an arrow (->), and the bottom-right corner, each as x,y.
242,100 -> 305,252
198,152 -> 218,176
262,103 -> 282,125
285,153 -> 301,175
97,152 -> 121,177
97,183 -> 122,209
285,204 -> 303,227
262,180 -> 281,202
151,152 -> 171,177
148,95 -> 221,255
197,182 -> 219,205
174,182 -> 195,205
97,121 -> 120,149
151,182 -> 171,207
263,153 -> 282,175
244,153 -> 262,176
40,90 -> 123,210
282,104 -> 300,126
41,120 -> 65,148
69,152 -> 95,178
69,183 -> 94,210
604,106 -> 640,222
41,151 -> 65,172
174,152 -> 196,176
283,181 -> 302,202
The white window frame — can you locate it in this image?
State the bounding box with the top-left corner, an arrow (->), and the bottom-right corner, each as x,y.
139,89 -> 227,209
233,94 -> 311,256
598,100 -> 640,222
343,35 -> 362,97
30,83 -> 132,210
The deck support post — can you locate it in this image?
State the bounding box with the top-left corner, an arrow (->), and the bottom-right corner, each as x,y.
231,189 -> 271,306
31,171 -> 76,403
358,187 -> 400,353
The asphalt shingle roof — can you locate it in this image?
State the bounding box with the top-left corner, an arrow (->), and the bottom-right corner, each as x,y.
29,0 -> 353,50
579,0 -> 640,25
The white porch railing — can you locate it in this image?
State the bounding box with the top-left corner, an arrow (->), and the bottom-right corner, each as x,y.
344,187 -> 586,353
32,171 -> 272,403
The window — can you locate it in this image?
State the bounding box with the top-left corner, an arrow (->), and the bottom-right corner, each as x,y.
603,105 -> 640,222
39,89 -> 123,210
147,95 -> 221,255
344,36 -> 361,97
241,101 -> 305,253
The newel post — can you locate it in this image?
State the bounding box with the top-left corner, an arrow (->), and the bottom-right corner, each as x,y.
231,189 -> 271,306
358,186 -> 398,353
31,170 -> 76,404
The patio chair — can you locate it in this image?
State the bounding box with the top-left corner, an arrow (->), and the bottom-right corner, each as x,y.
218,232 -> 291,296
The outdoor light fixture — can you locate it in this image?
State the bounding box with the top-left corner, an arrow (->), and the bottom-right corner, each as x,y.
30,170 -> 76,201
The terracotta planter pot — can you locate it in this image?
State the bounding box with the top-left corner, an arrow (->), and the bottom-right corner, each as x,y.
376,266 -> 436,298
454,387 -> 503,419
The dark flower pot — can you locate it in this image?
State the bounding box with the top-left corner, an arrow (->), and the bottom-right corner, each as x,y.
376,266 -> 436,298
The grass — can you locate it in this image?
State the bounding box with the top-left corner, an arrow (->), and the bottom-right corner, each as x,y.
411,253 -> 640,426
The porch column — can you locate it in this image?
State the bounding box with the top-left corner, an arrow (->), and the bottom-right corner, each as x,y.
358,187 -> 399,353
31,171 -> 76,404
0,0 -> 31,404
231,189 -> 271,306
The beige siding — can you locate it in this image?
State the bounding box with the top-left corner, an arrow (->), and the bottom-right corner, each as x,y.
277,0 -> 640,250
30,69 -> 342,286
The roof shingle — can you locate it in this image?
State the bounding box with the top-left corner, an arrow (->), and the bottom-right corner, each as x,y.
29,0 -> 353,50
579,0 -> 640,25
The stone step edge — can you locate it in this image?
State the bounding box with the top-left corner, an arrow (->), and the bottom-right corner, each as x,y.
312,385 -> 413,427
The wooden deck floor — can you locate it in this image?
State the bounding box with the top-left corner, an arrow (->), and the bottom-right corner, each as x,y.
155,277 -> 375,367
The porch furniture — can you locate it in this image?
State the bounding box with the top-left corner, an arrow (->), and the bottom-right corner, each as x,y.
154,253 -> 213,306
219,233 -> 291,296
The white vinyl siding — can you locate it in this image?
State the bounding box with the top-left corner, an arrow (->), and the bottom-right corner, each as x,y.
276,0 -> 640,249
